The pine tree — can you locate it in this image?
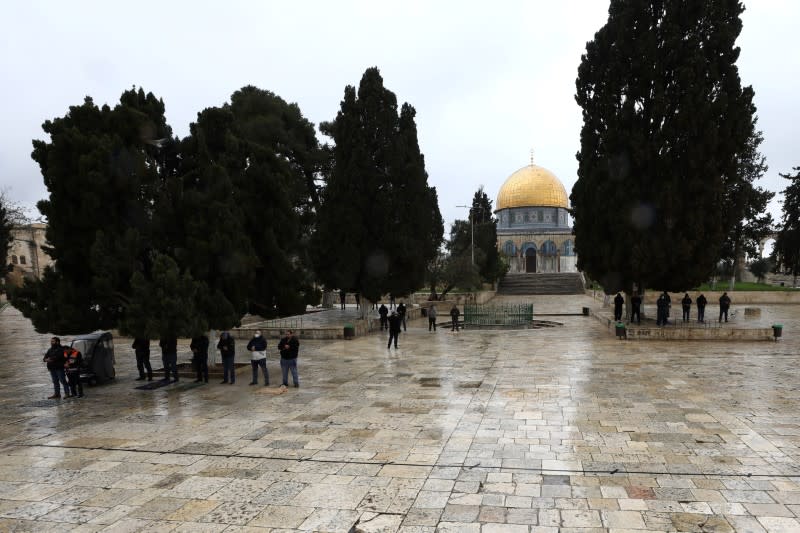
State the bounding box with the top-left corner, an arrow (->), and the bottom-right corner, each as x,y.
775,167 -> 800,285
719,128 -> 774,286
314,68 -> 443,304
571,0 -> 757,294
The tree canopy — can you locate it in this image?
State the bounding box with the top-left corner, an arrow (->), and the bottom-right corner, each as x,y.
313,67 -> 443,302
719,128 -> 774,283
774,167 -> 800,284
12,86 -> 323,336
571,0 -> 757,294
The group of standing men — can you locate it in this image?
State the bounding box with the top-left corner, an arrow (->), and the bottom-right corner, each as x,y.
42,337 -> 84,399
613,291 -> 731,326
128,330 -> 300,388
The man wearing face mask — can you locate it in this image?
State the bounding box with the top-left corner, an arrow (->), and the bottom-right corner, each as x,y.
247,330 -> 268,386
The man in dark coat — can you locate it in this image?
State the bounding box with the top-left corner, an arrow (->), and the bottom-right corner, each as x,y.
719,292 -> 732,322
217,332 -> 236,384
630,292 -> 642,324
43,337 -> 69,399
190,335 -> 209,383
397,302 -> 407,331
656,294 -> 669,326
387,311 -> 401,349
132,338 -> 153,381
450,304 -> 461,331
681,293 -> 692,322
613,293 -> 624,321
696,294 -> 707,323
339,289 -> 346,310
159,337 -> 178,382
278,329 -> 300,387
378,304 -> 389,330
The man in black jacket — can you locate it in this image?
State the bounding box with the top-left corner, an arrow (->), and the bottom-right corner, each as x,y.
387,311 -> 401,349
190,335 -> 209,383
159,337 -> 178,382
217,332 -> 236,384
397,302 -> 407,331
378,304 -> 389,330
132,338 -> 153,381
278,330 -> 300,387
613,293 -> 624,321
696,294 -> 707,323
43,337 -> 69,399
719,292 -> 732,323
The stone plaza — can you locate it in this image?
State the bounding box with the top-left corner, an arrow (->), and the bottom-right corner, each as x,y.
1,295 -> 800,532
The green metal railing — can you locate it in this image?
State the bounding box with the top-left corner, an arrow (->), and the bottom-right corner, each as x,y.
463,303 -> 533,326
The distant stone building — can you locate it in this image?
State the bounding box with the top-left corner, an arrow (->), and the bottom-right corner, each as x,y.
5,223 -> 52,287
495,161 -> 577,273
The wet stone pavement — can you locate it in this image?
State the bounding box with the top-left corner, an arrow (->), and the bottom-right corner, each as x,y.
1,296 -> 800,532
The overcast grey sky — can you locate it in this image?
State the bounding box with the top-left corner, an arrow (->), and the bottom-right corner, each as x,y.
2,1 -> 798,232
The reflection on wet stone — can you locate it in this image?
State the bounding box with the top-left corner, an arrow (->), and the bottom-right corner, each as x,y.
3,296 -> 800,530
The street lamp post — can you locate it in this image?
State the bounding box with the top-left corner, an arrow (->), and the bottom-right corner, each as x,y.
456,205 -> 474,266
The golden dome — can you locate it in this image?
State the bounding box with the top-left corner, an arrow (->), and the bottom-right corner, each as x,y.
496,164 -> 568,210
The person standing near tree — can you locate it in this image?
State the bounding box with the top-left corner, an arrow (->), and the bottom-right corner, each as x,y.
190,334 -> 209,383
656,293 -> 669,326
387,311 -> 401,349
613,292 -> 624,321
428,304 -> 438,332
159,337 -> 178,383
630,292 -> 642,324
217,331 -> 236,384
339,289 -> 346,310
278,329 -> 300,388
397,302 -> 407,332
378,303 -> 389,330
64,344 -> 84,398
450,304 -> 461,331
681,293 -> 692,322
696,294 -> 707,323
247,330 -> 268,386
43,337 -> 69,399
719,292 -> 732,322
132,338 -> 153,381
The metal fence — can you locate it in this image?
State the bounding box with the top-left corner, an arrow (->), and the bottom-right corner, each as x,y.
244,317 -> 304,330
463,303 -> 533,326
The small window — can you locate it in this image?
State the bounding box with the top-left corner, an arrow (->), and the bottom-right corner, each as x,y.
11,255 -> 18,265
538,211 -> 544,222
19,256 -> 26,265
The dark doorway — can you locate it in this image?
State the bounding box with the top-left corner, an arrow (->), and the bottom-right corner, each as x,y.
525,248 -> 537,273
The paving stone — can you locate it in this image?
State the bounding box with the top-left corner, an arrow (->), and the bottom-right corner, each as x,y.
3,298 -> 800,530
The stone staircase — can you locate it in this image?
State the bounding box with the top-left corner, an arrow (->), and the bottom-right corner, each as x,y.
497,273 -> 585,295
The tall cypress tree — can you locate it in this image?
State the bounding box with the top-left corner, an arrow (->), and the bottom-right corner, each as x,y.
571,0 -> 756,293
14,88 -> 171,333
314,68 -> 443,303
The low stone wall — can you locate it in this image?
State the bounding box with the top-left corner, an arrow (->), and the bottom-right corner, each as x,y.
588,290 -> 800,306
639,291 -> 800,305
593,312 -> 776,341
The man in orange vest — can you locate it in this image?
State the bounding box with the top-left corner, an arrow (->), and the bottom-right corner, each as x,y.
64,345 -> 84,398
